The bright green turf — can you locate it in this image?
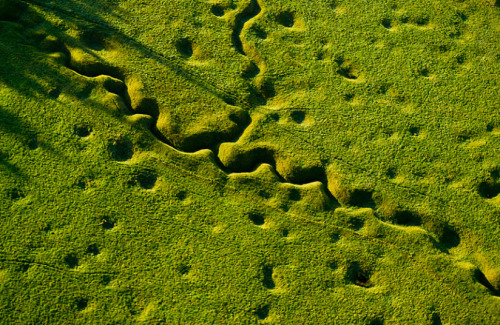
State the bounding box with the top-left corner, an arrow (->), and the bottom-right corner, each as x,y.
1,0 -> 499,323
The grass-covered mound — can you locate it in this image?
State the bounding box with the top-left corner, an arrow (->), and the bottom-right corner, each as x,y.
0,0 -> 499,323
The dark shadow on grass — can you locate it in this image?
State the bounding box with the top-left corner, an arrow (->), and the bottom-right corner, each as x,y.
0,106 -> 33,139
0,107 -> 37,178
0,150 -> 22,176
0,14 -> 122,169
474,268 -> 500,296
0,24 -> 48,97
1,0 -> 261,163
20,0 -> 245,108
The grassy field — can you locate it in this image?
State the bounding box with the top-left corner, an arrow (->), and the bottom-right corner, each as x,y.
0,0 -> 499,323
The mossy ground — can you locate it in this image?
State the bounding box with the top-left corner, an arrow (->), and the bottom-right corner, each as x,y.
0,0 -> 499,324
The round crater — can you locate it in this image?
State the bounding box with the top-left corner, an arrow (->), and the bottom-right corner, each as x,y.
408,126 -> 420,136
414,16 -> 430,26
328,260 -> 338,271
251,26 -> 267,39
74,124 -> 92,138
130,170 -> 158,190
329,232 -> 341,243
262,265 -> 275,289
343,93 -> 355,102
345,262 -> 373,288
48,87 -> 61,99
254,305 -> 270,320
27,136 -> 38,150
248,212 -> 265,226
418,67 -> 430,77
64,253 -> 79,269
347,216 -> 365,231
338,65 -> 359,80
258,189 -> 271,199
175,38 -> 193,58
178,264 -> 191,275
86,244 -> 99,256
108,137 -> 134,162
386,167 -> 397,179
75,298 -> 88,311
101,275 -> 112,285
276,11 -> 295,27
346,189 -> 375,207
100,216 -> 115,230
291,110 -> 305,124
478,180 -> 500,199
8,188 -> 25,201
74,176 -> 92,190
241,61 -> 260,79
382,18 -> 392,29
211,4 -> 225,17
269,113 -> 280,122
176,190 -> 188,201
17,263 -> 30,273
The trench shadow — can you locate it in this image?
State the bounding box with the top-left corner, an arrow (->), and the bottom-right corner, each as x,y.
21,0 -> 244,106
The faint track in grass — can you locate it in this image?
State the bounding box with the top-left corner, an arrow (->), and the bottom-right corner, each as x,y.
9,1 -> 491,286
0,254 -> 118,277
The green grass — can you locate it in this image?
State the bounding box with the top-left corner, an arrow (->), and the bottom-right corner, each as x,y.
0,0 -> 499,323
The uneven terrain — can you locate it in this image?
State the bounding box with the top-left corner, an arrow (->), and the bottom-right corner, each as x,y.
0,0 -> 499,324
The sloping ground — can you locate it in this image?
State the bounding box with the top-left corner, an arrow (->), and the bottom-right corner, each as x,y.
0,0 -> 499,323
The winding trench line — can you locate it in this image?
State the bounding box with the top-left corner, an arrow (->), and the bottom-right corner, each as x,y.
14,2 -> 489,217
25,0 -> 428,220
21,0 -> 336,204
20,0 -> 246,108
13,0 -> 470,257
61,40 -> 469,269
232,0 -> 261,56
0,8 -> 400,268
5,4 -> 496,301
